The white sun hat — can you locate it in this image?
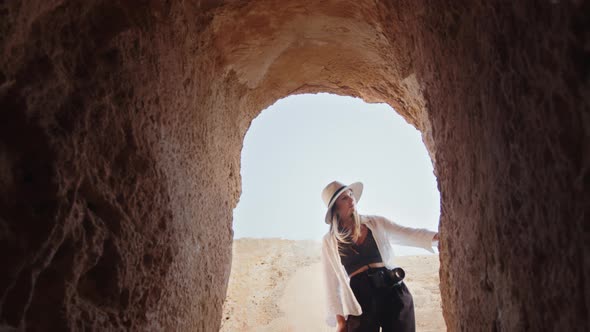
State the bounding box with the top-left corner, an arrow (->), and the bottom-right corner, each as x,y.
321,180 -> 363,224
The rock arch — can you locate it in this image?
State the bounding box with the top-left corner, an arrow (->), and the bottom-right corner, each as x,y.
0,1 -> 587,330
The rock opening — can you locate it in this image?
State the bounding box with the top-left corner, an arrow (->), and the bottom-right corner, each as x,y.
1,1 -> 587,331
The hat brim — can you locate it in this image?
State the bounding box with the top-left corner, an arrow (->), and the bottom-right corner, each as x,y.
324,182 -> 363,224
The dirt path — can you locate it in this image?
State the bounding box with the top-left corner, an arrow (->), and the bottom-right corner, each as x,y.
221,239 -> 445,331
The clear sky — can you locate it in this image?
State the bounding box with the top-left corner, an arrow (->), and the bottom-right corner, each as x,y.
233,93 -> 440,255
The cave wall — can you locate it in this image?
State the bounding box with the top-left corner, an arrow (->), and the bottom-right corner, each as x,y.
409,2 -> 589,330
0,2 -> 243,330
1,0 -> 587,331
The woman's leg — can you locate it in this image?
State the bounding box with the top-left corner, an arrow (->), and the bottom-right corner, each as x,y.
346,274 -> 380,332
380,282 -> 416,332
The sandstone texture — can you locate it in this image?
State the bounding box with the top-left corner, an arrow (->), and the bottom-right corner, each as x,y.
0,0 -> 588,331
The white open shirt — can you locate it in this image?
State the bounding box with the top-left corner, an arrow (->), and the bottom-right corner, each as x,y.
321,215 -> 437,327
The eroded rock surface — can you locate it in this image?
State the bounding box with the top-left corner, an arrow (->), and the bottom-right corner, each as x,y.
1,0 -> 587,331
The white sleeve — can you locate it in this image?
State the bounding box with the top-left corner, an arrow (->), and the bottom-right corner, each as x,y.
377,215 -> 437,253
321,235 -> 343,327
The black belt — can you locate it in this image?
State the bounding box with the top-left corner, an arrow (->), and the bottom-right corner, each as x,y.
361,266 -> 406,289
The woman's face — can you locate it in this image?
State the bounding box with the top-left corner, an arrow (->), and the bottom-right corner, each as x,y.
333,189 -> 357,218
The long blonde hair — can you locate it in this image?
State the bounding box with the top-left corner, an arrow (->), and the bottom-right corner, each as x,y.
329,206 -> 362,254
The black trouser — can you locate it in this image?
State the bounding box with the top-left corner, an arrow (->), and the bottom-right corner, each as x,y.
346,268 -> 415,332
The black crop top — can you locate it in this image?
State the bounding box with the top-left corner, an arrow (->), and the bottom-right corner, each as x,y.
339,229 -> 383,275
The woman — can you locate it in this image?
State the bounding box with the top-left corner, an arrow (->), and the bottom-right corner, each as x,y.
321,180 -> 439,332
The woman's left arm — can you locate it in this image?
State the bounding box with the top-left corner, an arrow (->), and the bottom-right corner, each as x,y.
377,216 -> 438,252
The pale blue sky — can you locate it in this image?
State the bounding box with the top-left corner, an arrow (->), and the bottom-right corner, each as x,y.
233,93 -> 440,255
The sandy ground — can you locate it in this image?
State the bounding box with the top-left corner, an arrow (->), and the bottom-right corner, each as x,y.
220,239 -> 445,331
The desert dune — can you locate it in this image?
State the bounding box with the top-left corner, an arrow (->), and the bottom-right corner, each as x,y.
221,239 -> 445,331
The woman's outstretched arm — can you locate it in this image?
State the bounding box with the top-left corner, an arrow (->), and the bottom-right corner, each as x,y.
375,215 -> 438,252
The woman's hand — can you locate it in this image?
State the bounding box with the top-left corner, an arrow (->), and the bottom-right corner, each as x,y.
432,233 -> 440,250
336,315 -> 346,332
